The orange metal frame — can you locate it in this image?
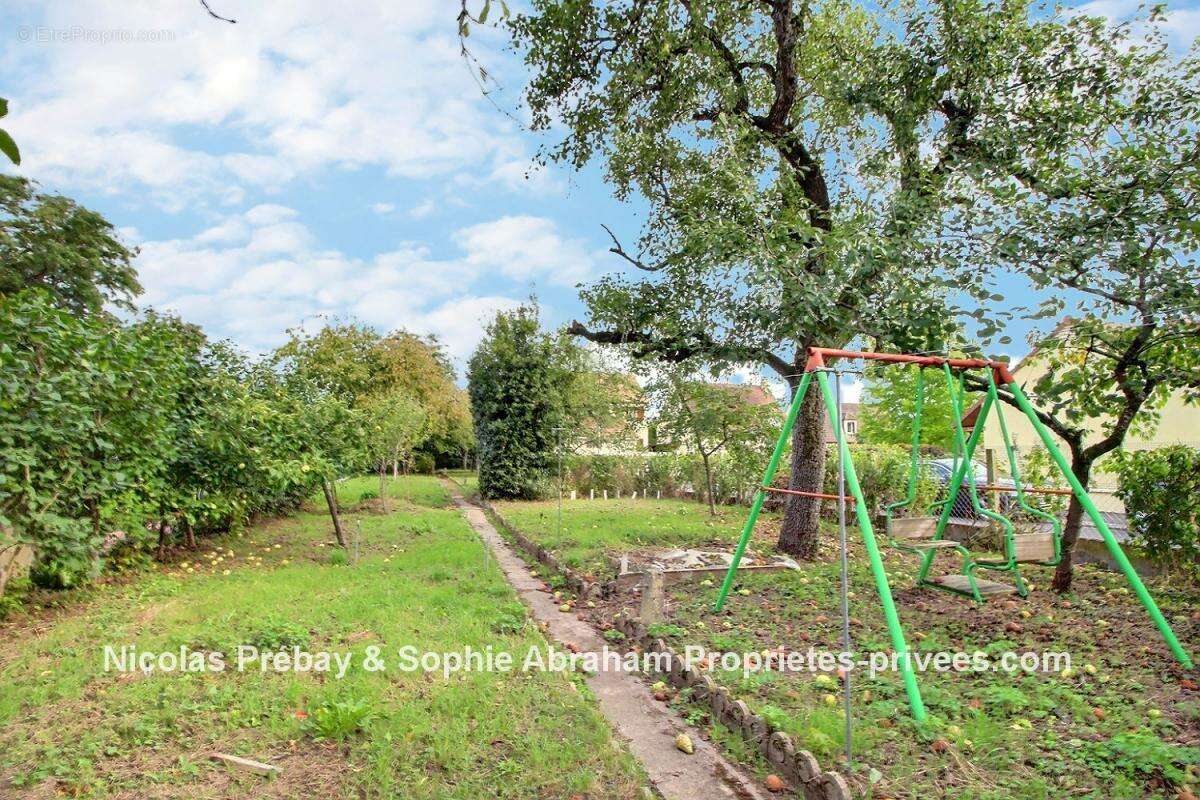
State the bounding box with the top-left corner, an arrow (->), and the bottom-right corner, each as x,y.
804,347 -> 1015,385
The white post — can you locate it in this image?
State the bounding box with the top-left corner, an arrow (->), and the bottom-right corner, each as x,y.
603,490 -> 608,500
616,489 -> 622,499
570,490 -> 577,500
657,490 -> 662,500
590,489 -> 595,500
632,491 -> 638,500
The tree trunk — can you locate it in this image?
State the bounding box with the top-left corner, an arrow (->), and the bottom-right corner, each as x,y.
184,519 -> 197,550
379,466 -> 387,500
322,479 -> 347,547
88,498 -> 100,542
1052,455 -> 1093,594
392,460 -> 399,478
778,386 -> 827,559
701,451 -> 717,516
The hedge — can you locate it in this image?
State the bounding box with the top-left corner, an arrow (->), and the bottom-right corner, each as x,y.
1113,446 -> 1200,578
558,444 -> 938,523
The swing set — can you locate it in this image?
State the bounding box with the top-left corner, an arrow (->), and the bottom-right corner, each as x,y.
713,346 -> 1194,722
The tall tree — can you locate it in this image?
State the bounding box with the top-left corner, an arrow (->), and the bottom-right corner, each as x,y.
947,15 -> 1200,592
375,331 -> 472,461
651,373 -> 780,514
858,364 -> 958,451
467,303 -> 575,500
0,176 -> 140,314
362,392 -> 427,499
273,322 -> 385,404
274,322 -> 472,468
504,0 -> 1098,557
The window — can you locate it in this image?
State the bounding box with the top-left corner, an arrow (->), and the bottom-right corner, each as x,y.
844,419 -> 857,435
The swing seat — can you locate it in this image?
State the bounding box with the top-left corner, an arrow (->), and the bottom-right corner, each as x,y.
902,539 -> 961,550
929,574 -> 1017,596
1012,534 -> 1056,563
890,515 -> 991,542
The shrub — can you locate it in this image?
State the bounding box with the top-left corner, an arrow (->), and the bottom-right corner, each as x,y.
467,304 -> 572,500
1113,446 -> 1200,577
244,617 -> 311,650
562,451 -> 766,503
1018,447 -> 1070,515
412,453 -> 436,474
307,695 -> 374,741
822,444 -> 939,523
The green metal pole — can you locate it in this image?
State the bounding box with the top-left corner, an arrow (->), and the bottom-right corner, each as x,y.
987,373 -> 1061,562
1005,380 -> 1194,669
714,371 -> 813,612
816,371 -> 927,722
917,393 -> 994,583
885,368 -> 925,521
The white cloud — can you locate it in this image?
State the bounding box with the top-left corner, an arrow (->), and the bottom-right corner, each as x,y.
133,209 -> 591,362
408,198 -> 438,219
370,202 -> 396,216
455,215 -> 599,287
1069,0 -> 1200,48
243,204 -> 297,226
1163,7 -> 1200,47
4,0 -> 538,207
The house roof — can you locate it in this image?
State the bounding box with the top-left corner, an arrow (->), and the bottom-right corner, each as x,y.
709,382 -> 777,407
961,317 -> 1076,428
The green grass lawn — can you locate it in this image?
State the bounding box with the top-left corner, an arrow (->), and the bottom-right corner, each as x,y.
443,469 -> 478,497
0,476 -> 647,799
494,495 -> 1200,799
492,496 -> 778,578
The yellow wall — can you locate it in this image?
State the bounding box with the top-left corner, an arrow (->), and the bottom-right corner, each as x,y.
977,356 -> 1200,512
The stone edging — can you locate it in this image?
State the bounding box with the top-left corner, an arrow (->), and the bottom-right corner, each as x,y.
448,476 -> 853,800
609,614 -> 852,800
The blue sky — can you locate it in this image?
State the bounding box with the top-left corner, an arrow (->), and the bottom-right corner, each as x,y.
2,0 -> 1197,398
0,0 -> 645,365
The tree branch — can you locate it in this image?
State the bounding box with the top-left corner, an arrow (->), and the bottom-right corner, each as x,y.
567,321 -> 794,378
199,0 -> 236,23
961,374 -> 1084,450
601,224 -> 663,272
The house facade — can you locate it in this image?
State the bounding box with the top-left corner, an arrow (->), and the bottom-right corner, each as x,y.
823,402 -> 859,444
964,325 -> 1200,513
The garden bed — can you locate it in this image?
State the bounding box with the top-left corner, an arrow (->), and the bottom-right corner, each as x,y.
487,492 -> 1200,799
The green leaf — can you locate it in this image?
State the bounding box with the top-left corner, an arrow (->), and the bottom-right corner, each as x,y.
0,128 -> 20,166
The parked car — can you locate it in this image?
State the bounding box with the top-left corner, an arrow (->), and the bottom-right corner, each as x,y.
922,458 -> 1016,518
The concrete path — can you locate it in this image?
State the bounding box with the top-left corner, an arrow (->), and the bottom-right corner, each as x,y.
447,486 -> 770,800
